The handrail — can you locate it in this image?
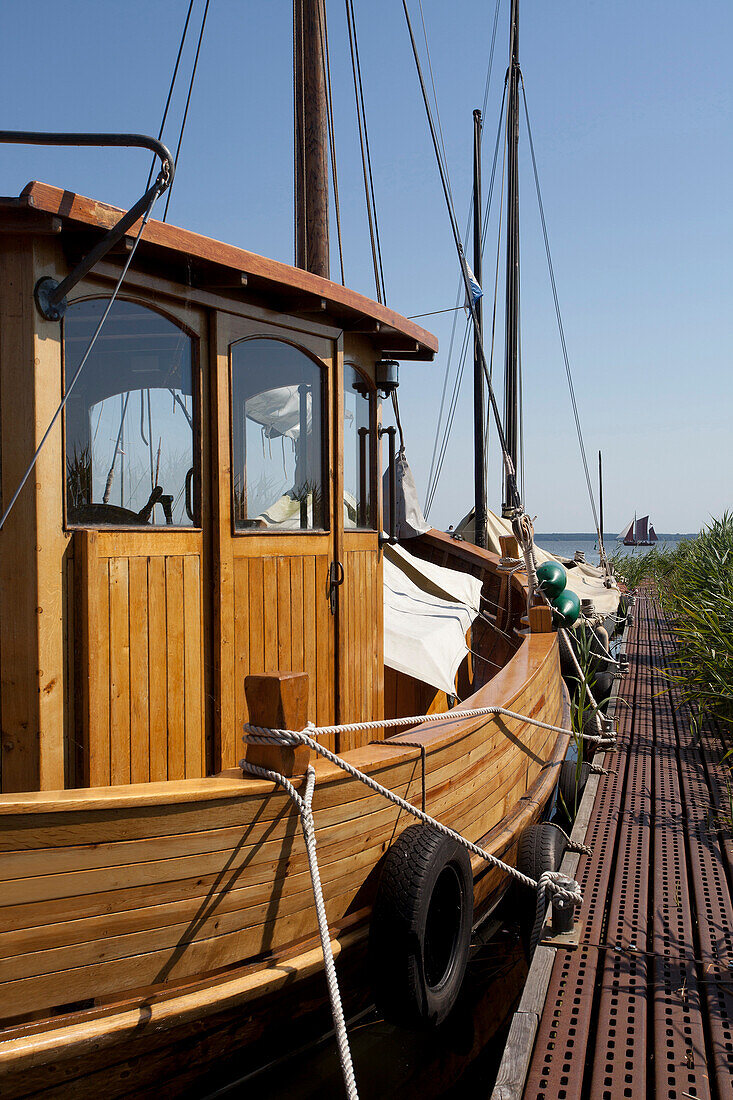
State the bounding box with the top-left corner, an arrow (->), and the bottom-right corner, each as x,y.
0,130 -> 173,319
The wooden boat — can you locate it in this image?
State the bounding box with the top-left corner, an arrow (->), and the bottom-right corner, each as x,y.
0,5 -> 570,1097
618,514 -> 658,547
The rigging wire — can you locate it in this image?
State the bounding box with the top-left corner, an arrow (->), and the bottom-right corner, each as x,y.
318,1 -> 345,284
145,0 -> 197,190
345,0 -> 386,303
520,75 -> 604,556
162,0 -> 212,222
425,79 -> 507,516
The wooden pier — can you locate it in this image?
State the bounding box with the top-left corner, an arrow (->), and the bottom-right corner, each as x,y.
493,591 -> 733,1099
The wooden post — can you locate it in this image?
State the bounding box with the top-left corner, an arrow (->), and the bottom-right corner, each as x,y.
243,671 -> 312,777
528,604 -> 554,633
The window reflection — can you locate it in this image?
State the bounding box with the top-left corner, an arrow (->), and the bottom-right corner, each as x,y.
343,365 -> 375,529
231,339 -> 326,530
64,299 -> 195,527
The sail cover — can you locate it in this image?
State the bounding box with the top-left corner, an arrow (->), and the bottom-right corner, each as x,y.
383,543 -> 482,696
454,507 -> 622,617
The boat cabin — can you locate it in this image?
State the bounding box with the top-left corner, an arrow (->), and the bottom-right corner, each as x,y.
0,181 -> 437,794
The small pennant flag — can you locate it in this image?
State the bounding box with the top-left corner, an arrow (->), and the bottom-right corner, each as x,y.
465,262 -> 483,306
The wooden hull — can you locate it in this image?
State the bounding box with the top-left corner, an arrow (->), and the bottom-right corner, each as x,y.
0,625 -> 567,1097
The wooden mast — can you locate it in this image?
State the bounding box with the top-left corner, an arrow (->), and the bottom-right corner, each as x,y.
502,0 -> 520,515
473,108 -> 488,549
294,0 -> 330,278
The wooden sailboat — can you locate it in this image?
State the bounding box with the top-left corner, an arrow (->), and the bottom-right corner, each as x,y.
618,513 -> 658,546
0,3 -> 570,1095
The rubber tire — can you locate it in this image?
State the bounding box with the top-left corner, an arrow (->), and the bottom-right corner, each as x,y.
369,824 -> 473,1029
517,822 -> 566,883
558,759 -> 592,815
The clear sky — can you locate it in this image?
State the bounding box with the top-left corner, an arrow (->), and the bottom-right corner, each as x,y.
1,0 -> 730,533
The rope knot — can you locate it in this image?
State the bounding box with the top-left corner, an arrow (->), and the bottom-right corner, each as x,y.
243,723 -> 305,748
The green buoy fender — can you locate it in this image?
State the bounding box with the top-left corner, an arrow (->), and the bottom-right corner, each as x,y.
536,560 -> 567,600
552,588 -> 581,627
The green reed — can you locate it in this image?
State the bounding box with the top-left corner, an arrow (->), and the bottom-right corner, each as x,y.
612,515 -> 733,730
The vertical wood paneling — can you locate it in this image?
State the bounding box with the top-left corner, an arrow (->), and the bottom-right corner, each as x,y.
165,558 -> 185,781
233,557 -> 249,728
82,550 -> 204,787
90,557 -> 111,786
263,558 -> 278,671
315,555 -> 330,727
147,557 -> 168,782
128,557 -> 150,784
248,558 -> 264,678
338,547 -> 381,748
302,556 -> 318,728
290,557 -> 304,684
276,557 -> 291,670
108,558 -> 130,785
183,555 -> 203,778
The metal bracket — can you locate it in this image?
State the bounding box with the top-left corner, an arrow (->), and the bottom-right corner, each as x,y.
0,130 -> 174,321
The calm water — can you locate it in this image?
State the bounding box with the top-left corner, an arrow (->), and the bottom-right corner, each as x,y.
535,532 -> 694,567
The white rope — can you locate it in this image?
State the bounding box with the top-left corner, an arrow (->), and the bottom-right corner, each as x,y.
241,704 -> 586,1095
244,700 -> 614,748
241,760 -> 359,1100
241,724 -> 585,902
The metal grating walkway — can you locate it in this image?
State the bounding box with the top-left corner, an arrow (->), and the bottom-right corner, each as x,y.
496,592 -> 733,1100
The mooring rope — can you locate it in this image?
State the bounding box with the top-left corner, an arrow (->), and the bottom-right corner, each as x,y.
241,700 -> 590,1098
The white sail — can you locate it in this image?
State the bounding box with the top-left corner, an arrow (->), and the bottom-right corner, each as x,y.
618,517 -> 635,542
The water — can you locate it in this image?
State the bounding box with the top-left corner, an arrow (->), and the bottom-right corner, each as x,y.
198,917 -> 528,1099
535,532 -> 694,568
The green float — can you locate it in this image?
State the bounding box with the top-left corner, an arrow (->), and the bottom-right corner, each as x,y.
551,588 -> 581,627
536,560 -> 567,600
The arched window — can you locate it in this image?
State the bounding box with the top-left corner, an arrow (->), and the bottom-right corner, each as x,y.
64,299 -> 196,527
343,364 -> 376,529
230,338 -> 326,530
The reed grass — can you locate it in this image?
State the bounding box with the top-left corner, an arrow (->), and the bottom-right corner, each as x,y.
612,514 -> 733,730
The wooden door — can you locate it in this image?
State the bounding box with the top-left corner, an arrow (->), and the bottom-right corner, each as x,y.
69,295 -> 211,786
214,313 -> 339,762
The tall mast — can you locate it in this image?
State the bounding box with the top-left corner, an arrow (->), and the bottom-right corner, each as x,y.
502,0 -> 520,515
598,449 -> 605,555
293,0 -> 330,278
473,108 -> 488,549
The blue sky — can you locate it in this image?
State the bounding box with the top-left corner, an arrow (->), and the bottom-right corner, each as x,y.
1,0 -> 730,532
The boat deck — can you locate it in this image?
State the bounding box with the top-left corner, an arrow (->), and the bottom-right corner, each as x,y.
493,590 -> 733,1099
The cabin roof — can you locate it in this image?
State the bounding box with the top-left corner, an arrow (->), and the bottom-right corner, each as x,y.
0,181 -> 437,361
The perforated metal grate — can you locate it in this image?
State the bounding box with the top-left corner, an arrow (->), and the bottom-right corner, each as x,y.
522,594 -> 733,1100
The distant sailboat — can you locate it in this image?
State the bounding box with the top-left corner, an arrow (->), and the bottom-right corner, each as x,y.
618,513 -> 659,547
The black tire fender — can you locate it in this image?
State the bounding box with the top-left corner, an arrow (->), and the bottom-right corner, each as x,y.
558,759 -> 592,815
517,822 -> 566,883
369,824 -> 473,1028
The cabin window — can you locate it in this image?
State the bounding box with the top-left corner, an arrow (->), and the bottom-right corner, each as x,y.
343,364 -> 376,529
64,299 -> 196,527
230,338 -> 327,531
